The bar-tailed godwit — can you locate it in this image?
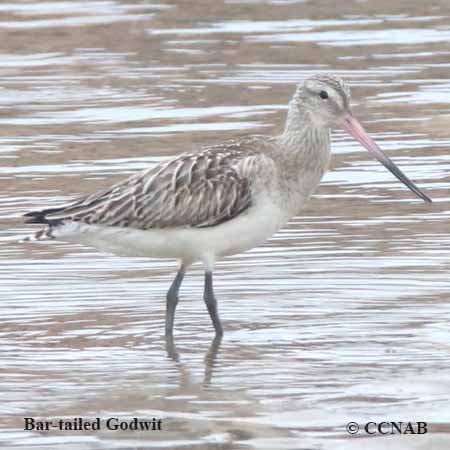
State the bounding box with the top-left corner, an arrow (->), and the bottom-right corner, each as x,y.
25,75 -> 431,336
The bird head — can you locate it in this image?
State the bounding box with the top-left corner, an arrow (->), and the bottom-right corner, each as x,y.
299,74 -> 351,127
295,74 -> 431,203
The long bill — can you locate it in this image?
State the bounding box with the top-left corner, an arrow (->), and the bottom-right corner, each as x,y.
341,114 -> 432,203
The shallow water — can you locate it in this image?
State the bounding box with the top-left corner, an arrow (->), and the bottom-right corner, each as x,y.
1,1 -> 450,449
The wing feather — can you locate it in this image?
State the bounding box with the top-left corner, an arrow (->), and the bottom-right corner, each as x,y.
28,140 -> 275,230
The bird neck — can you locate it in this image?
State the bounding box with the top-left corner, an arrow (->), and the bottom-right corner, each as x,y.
279,100 -> 330,150
277,99 -> 331,172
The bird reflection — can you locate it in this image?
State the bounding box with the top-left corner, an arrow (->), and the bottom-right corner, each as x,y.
165,333 -> 223,387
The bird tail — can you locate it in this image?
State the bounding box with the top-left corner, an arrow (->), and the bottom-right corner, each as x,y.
23,207 -> 65,225
23,207 -> 65,241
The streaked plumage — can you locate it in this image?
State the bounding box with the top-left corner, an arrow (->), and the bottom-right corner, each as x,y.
28,141 -> 262,230
24,74 -> 431,337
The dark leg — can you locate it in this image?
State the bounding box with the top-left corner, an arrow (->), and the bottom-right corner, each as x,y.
164,332 -> 179,362
203,271 -> 223,336
165,265 -> 186,336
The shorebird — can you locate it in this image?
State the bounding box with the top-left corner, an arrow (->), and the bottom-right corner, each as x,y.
25,74 -> 431,336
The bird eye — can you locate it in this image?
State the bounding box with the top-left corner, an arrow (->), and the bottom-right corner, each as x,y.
319,90 -> 329,99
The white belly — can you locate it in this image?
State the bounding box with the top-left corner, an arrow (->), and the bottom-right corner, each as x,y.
55,198 -> 290,268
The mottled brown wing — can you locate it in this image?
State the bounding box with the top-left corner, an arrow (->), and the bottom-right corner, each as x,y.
40,148 -> 257,229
